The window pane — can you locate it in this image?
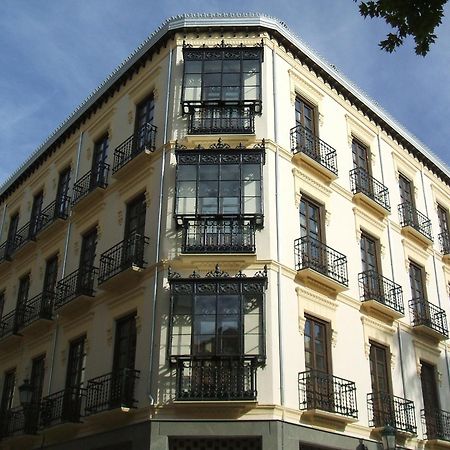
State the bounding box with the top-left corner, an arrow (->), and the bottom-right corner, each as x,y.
221,164 -> 240,180
219,335 -> 240,355
198,181 -> 218,197
220,181 -> 240,197
178,165 -> 196,181
177,181 -> 196,197
177,197 -> 196,215
171,334 -> 191,356
204,60 -> 222,73
185,73 -> 202,87
223,60 -> 240,72
203,73 -> 221,87
242,164 -> 260,181
203,87 -> 221,101
194,295 -> 216,314
193,335 -> 215,354
220,197 -> 240,214
243,196 -> 260,214
218,295 -> 240,314
242,60 -> 259,73
244,334 -> 261,355
222,73 -> 241,86
199,165 -> 219,180
174,295 -> 192,314
194,316 -> 216,335
184,87 -> 201,101
243,86 -> 258,100
243,180 -> 259,196
198,197 -> 217,214
222,86 -> 240,101
185,61 -> 202,73
243,72 -> 260,86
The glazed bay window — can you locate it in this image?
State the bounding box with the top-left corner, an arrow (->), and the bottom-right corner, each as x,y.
168,266 -> 267,401
182,43 -> 262,134
175,142 -> 264,253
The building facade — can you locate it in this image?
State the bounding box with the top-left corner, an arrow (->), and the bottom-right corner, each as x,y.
0,13 -> 449,450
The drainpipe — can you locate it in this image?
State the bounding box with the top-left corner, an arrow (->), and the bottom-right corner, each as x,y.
147,44 -> 174,405
47,131 -> 84,395
272,45 -> 284,409
376,131 -> 407,398
419,169 -> 450,388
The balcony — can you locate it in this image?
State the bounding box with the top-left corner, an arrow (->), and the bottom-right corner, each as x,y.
55,266 -> 98,316
181,219 -> 256,254
0,405 -> 40,438
398,203 -> 433,246
187,104 -> 256,135
439,232 -> 450,263
9,221 -> 36,256
409,297 -> 448,341
0,310 -> 21,344
72,163 -> 109,208
298,370 -> 358,425
175,358 -> 257,402
359,271 -> 404,320
0,241 -> 11,264
85,369 -> 139,417
294,236 -> 348,294
112,123 -> 157,175
35,196 -> 70,237
290,124 -> 338,180
367,392 -> 417,434
40,387 -> 84,429
17,291 -> 54,334
98,234 -> 149,288
350,168 -> 390,216
422,409 -> 450,442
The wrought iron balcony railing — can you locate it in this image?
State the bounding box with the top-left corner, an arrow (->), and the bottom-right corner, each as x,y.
0,310 -> 20,340
350,168 -> 391,212
17,291 -> 54,331
398,203 -> 433,242
422,409 -> 450,441
290,123 -> 338,176
439,232 -> 450,256
40,386 -> 84,429
359,270 -> 404,314
175,358 -> 258,402
55,266 -> 98,310
181,219 -> 256,253
409,297 -> 448,338
298,370 -> 358,419
98,234 -> 149,285
294,236 -> 348,286
112,123 -> 157,174
85,368 -> 139,415
188,104 -> 256,135
9,221 -> 35,255
367,392 -> 417,434
36,196 -> 70,234
72,163 -> 109,206
0,405 -> 40,437
0,241 -> 10,263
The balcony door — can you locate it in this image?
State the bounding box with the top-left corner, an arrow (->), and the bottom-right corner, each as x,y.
352,139 -> 372,196
360,233 -> 382,300
27,355 -> 45,433
15,274 -> 30,329
56,167 -> 71,216
111,314 -> 137,407
421,361 -> 440,439
79,229 -> 97,291
437,205 -> 449,253
135,95 -> 155,153
123,194 -> 146,266
295,97 -> 316,157
399,174 -> 414,205
6,213 -> 19,253
0,370 -> 15,416
409,261 -> 429,324
30,191 -> 44,237
43,256 -> 58,314
64,336 -> 85,421
91,135 -> 108,187
369,342 -> 392,426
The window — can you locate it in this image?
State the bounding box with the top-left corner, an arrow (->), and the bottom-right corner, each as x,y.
16,273 -> 30,326
56,166 -> 71,215
66,336 -> 86,389
421,361 -> 441,438
78,229 -> 97,291
0,290 -> 4,320
175,146 -> 264,222
7,212 -> 19,249
437,204 -> 449,235
30,355 -> 46,404
0,369 -> 15,414
92,135 -> 109,185
43,256 -> 58,293
300,196 -> 322,241
304,315 -> 331,373
182,46 -> 262,106
113,314 -> 137,371
399,173 -> 414,206
360,232 -> 380,273
30,191 -> 44,236
125,194 -> 146,238
295,97 -> 315,134
352,139 -> 370,173
169,271 -> 266,360
409,261 -> 426,300
135,95 -> 155,152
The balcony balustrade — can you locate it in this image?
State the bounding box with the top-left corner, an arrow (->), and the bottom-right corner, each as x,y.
40,387 -> 84,429
72,163 -> 109,206
181,219 -> 256,253
112,123 -> 157,174
0,405 -> 40,438
298,370 -> 358,420
0,310 -> 20,340
422,409 -> 450,441
290,123 -> 338,177
98,234 -> 149,285
367,392 -> 417,434
9,221 -> 35,255
17,291 -> 54,332
350,168 -> 391,214
85,368 -> 139,416
409,297 -> 448,340
294,236 -> 348,291
55,266 -> 98,311
175,358 -> 257,402
35,196 -> 70,235
439,232 -> 450,256
398,203 -> 433,243
359,270 -> 404,317
188,104 -> 256,135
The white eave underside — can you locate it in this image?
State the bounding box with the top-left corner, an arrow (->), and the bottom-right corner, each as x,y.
1,12 -> 448,197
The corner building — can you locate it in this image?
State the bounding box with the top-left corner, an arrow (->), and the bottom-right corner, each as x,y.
0,14 -> 449,450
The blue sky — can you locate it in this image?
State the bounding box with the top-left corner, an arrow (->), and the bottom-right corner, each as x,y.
1,0 -> 449,185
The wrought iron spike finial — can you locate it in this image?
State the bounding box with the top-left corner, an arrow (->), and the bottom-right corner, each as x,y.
254,265 -> 268,278
205,264 -> 229,278
168,266 -> 181,280
189,270 -> 200,279
235,270 -> 247,278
